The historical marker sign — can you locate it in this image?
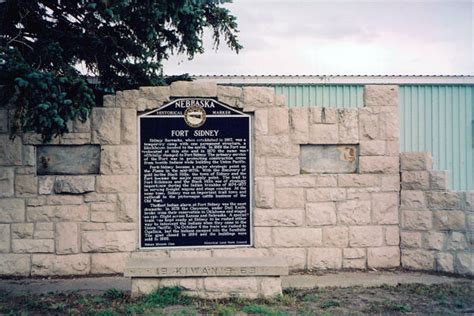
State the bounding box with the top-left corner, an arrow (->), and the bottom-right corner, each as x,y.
139,98 -> 252,248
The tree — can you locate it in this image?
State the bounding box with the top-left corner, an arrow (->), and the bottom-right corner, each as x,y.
0,0 -> 242,142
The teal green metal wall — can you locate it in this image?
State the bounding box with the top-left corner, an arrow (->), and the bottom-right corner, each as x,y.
399,85 -> 473,191
274,85 -> 364,108
272,84 -> 473,191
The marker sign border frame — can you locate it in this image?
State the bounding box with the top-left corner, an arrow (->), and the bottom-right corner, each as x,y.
137,98 -> 253,250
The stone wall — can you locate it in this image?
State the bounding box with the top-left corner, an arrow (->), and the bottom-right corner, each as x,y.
0,82 -> 401,276
400,152 -> 473,275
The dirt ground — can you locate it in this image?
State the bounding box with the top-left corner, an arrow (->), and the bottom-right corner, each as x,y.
0,280 -> 472,315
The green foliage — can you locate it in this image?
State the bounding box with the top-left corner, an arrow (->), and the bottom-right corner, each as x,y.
242,304 -> 288,316
142,286 -> 190,307
103,288 -> 125,300
0,0 -> 241,142
318,299 -> 340,309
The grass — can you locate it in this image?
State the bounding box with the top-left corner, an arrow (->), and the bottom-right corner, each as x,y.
0,282 -> 472,315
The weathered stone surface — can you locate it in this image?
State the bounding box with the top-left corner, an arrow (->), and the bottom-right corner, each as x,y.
72,117 -> 91,133
311,108 -> 337,124
91,108 -> 121,144
308,248 -> 342,269
429,171 -> 448,190
349,226 -> 384,247
301,145 -> 358,174
358,110 -> 379,140
115,90 -> 140,108
205,277 -> 258,294
59,132 -> 91,145
254,208 -> 304,227
243,87 -> 274,108
402,171 -> 430,190
255,177 -> 274,209
26,196 -> 47,206
360,140 -> 385,156
253,227 -> 272,247
54,176 -> 95,194
103,94 -> 116,107
433,210 -> 466,230
170,81 -> 217,97
267,108 -> 289,135
27,204 -> 89,222
32,254 -> 90,275
337,174 -> 379,187
337,199 -> 371,225
0,198 -> 25,222
256,135 -> 299,158
126,257 -> 288,277
364,85 -> 398,106
121,108 -> 137,144
323,226 -> 349,247
308,124 -> 339,144
367,247 -> 400,268
306,202 -> 337,226
0,168 -> 14,197
38,176 -> 55,195
400,152 -> 432,171
338,109 -> 359,143
139,86 -> 170,103
168,250 -> 211,258
15,175 -> 37,196
0,254 -> 30,276
56,222 -> 79,254
11,223 -> 34,239
289,108 -> 309,143
423,232 -> 445,251
117,193 -> 138,222
385,226 -> 400,246
82,231 -> 135,252
447,232 -> 467,251
91,253 -> 129,274
455,252 -> 474,275
212,248 -> 270,258
344,248 -> 366,259
274,188 -> 304,208
0,135 -> 22,165
100,145 -> 137,175
402,210 -> 432,230
426,192 -> 464,210
270,248 -> 306,270
255,157 -> 266,176
12,239 -> 54,253
314,175 -> 338,187
0,224 -> 10,252
402,249 -> 434,270
379,110 -> 399,140
381,175 -> 400,191
306,188 -> 346,202
372,192 -> 399,224
275,176 -> 315,188
254,110 -> 268,135
343,258 -> 366,269
401,232 -> 422,248
47,195 -> 83,205
401,190 -> 426,209
359,156 -> 399,174
217,86 -> 243,108
96,175 -> 137,193
436,253 -> 454,273
266,158 -> 300,176
273,227 -> 322,247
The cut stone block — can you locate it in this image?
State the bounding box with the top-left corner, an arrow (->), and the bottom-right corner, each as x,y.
125,257 -> 288,277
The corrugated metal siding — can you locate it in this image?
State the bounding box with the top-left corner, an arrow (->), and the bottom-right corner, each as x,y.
274,85 -> 363,108
271,84 -> 473,191
399,85 -> 473,191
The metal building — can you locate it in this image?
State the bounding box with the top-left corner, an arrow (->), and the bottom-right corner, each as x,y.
197,75 -> 474,191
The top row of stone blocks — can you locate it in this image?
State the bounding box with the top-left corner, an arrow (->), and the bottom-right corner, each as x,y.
101,82 -> 398,111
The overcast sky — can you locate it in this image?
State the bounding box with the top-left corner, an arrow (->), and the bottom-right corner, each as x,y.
163,0 -> 474,76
